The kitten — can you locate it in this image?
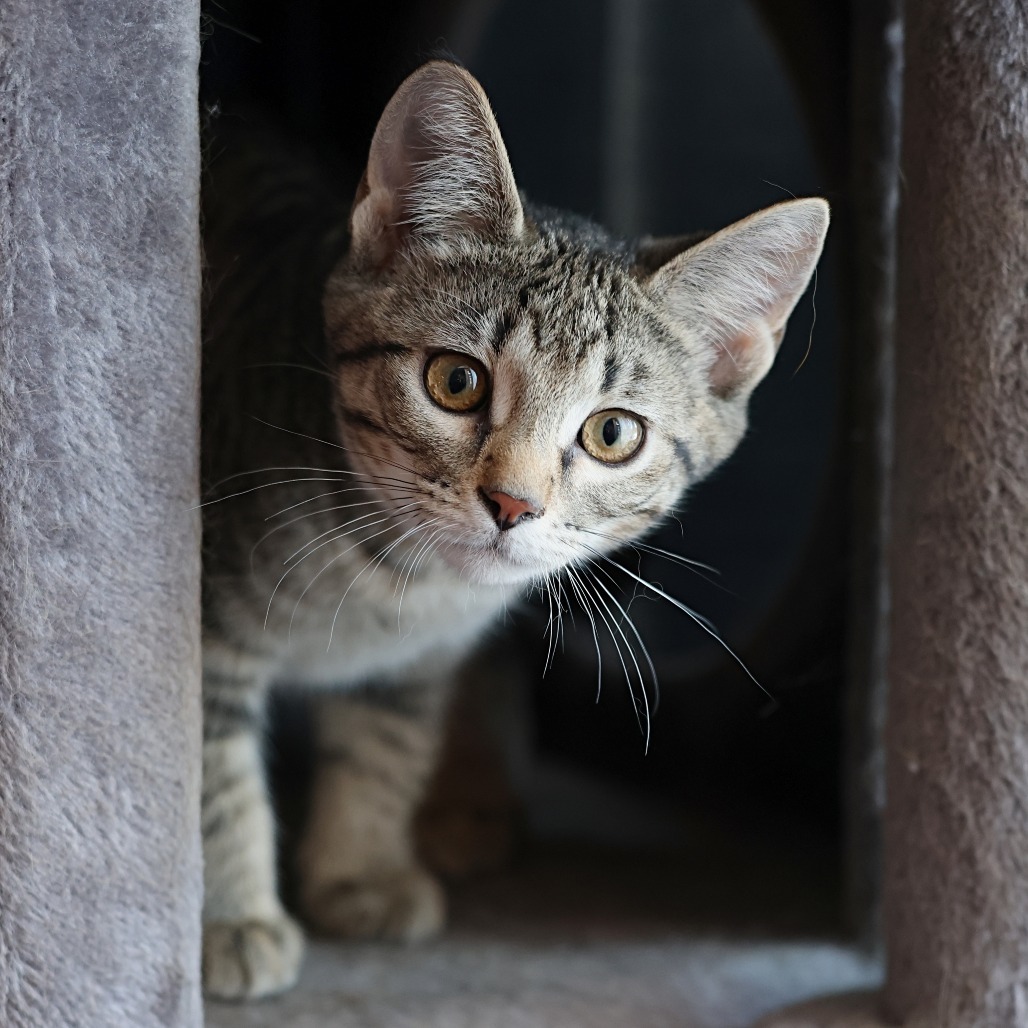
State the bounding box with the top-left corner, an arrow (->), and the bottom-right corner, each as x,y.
200,60 -> 828,999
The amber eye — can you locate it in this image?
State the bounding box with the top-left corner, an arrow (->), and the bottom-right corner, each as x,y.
424,352 -> 489,413
580,409 -> 645,464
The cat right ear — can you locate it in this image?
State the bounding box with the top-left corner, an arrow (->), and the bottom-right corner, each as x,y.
350,61 -> 525,270
644,198 -> 829,402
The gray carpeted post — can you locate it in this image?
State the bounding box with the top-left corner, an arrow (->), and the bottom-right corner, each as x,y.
0,2 -> 203,1026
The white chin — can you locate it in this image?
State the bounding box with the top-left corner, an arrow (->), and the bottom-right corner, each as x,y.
439,541 -> 543,586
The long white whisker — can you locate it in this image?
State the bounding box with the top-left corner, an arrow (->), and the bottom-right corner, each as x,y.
541,575 -> 560,676
565,566 -> 603,703
250,494 -> 417,569
554,573 -> 576,639
193,475 -> 392,511
327,520 -> 428,650
395,521 -> 443,630
250,417 -> 432,482
589,547 -> 773,702
285,514 -> 421,638
266,509 -> 418,629
575,565 -> 641,737
573,525 -> 721,576
197,462 -> 415,501
582,564 -> 651,750
584,564 -> 660,720
265,482 -> 415,520
284,502 -> 422,565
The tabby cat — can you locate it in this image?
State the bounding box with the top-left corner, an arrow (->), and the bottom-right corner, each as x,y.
200,60 -> 829,999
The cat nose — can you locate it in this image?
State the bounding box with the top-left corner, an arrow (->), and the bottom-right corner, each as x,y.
479,488 -> 542,531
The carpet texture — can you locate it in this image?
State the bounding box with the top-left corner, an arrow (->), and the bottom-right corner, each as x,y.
0,2 -> 203,1025
881,0 -> 1028,1023
207,829 -> 880,1028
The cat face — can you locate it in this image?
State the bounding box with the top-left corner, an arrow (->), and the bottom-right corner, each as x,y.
322,62 -> 828,587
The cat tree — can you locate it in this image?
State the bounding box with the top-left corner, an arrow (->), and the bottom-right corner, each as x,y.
0,1 -> 203,1025
758,0 -> 1028,1025
1,0 -> 1025,1025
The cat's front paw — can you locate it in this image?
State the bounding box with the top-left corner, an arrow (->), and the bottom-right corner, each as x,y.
203,913 -> 304,1000
301,865 -> 445,942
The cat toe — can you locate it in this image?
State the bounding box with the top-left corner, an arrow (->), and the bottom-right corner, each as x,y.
302,866 -> 446,942
202,913 -> 304,1000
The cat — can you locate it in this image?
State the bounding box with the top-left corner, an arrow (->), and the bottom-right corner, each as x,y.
199,59 -> 829,999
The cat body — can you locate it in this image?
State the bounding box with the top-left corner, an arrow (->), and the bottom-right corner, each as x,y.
200,61 -> 828,999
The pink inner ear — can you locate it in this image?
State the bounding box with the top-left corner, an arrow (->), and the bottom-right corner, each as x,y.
708,326 -> 774,400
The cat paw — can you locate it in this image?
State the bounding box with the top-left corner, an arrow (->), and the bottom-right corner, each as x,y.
302,866 -> 446,942
202,914 -> 304,1000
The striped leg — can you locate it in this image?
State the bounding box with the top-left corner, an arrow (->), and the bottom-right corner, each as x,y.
296,679 -> 454,941
200,651 -> 303,1000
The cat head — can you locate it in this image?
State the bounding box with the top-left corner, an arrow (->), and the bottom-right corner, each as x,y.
323,61 -> 828,586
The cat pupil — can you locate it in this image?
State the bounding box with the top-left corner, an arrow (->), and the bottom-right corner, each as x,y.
448,367 -> 473,394
603,418 -> 621,446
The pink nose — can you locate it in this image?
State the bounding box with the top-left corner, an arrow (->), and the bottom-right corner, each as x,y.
481,489 -> 542,531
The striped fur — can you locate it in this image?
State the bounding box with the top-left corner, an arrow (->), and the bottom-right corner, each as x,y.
200,62 -> 828,999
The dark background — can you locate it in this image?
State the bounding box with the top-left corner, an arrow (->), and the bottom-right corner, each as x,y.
202,0 -> 850,853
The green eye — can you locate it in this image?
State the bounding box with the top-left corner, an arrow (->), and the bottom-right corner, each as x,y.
424,352 -> 489,412
580,409 -> 644,463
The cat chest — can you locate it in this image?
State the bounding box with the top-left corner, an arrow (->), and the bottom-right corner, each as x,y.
272,574 -> 507,689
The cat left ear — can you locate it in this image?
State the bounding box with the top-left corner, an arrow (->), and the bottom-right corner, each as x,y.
350,61 -> 525,269
645,198 -> 829,400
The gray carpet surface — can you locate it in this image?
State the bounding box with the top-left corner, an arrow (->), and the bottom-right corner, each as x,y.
207,839 -> 879,1028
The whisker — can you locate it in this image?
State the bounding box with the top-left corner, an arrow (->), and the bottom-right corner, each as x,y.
250,494 -> 417,567
582,564 -> 651,750
194,475 -> 381,512
573,525 -> 721,576
285,513 -> 422,637
585,570 -> 643,738
540,576 -> 556,676
242,361 -> 334,380
583,564 -> 660,718
265,481 -> 416,520
410,526 -> 444,580
393,521 -> 442,595
564,566 -> 603,702
395,522 -> 444,630
327,519 -> 429,650
283,502 -> 422,565
205,463 -> 414,491
266,508 -> 419,629
587,547 -> 774,704
250,417 -> 433,483
193,464 -> 414,510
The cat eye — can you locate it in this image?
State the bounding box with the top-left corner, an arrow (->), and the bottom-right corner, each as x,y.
424,352 -> 489,413
579,409 -> 645,464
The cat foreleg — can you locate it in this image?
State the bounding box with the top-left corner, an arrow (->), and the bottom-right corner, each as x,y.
296,674 -> 455,942
200,656 -> 303,1000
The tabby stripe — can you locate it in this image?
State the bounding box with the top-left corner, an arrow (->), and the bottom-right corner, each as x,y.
602,353 -> 621,392
201,791 -> 262,840
203,688 -> 263,736
350,685 -> 438,718
334,341 -> 412,365
490,310 -> 518,353
604,298 -> 618,343
318,748 -> 412,797
674,438 -> 696,480
337,406 -> 391,437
